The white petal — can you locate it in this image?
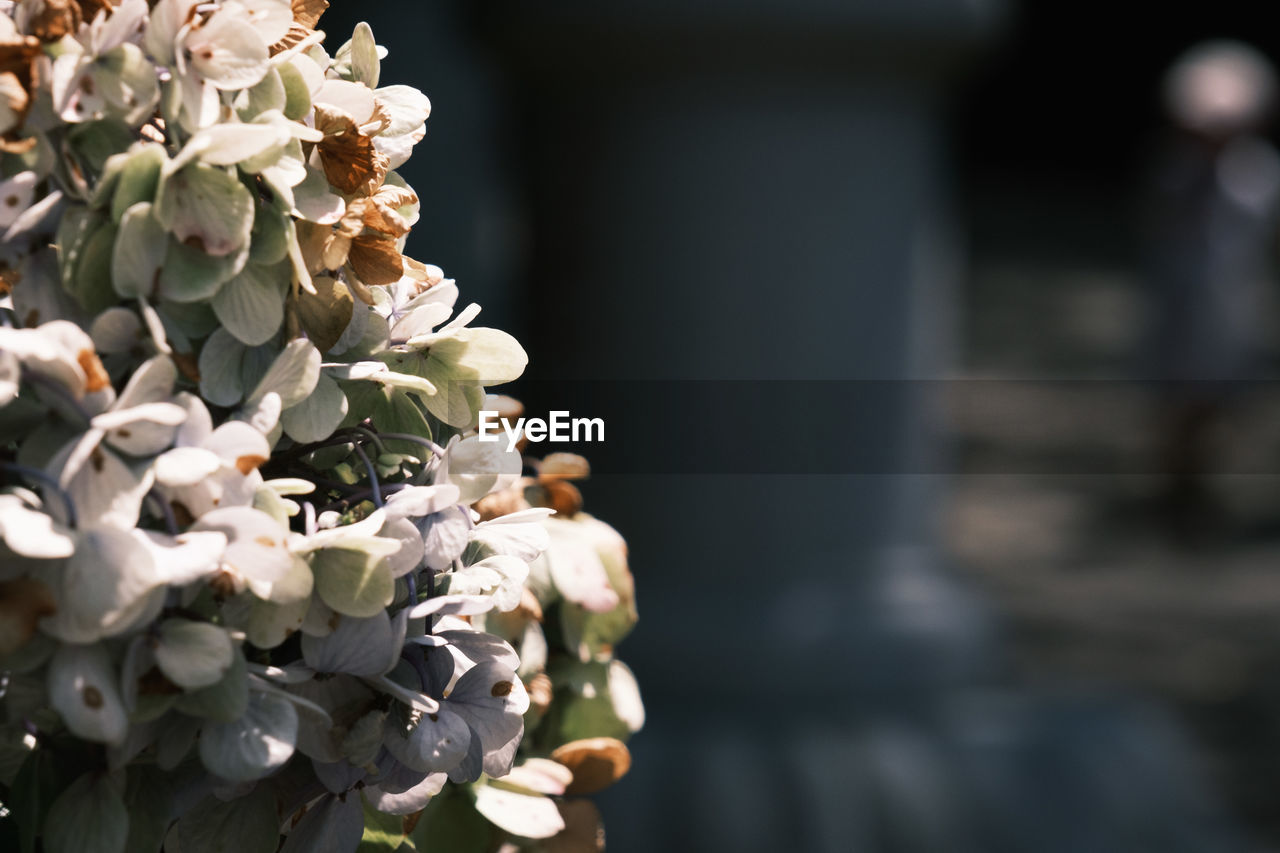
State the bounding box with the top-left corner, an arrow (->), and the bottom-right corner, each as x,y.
185,14 -> 271,91
155,446 -> 223,486
49,643 -> 128,744
135,529 -> 227,586
41,526 -> 160,643
473,784 -> 565,840
382,484 -> 460,520
192,506 -> 292,585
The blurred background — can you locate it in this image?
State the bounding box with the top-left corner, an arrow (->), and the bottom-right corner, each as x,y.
329,1 -> 1280,849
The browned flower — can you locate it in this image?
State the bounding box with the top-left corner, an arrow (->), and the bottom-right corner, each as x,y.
0,27 -> 40,152
270,0 -> 329,54
298,181 -> 418,294
313,104 -> 389,196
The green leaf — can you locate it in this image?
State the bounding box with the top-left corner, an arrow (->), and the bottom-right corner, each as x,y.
408,785 -> 490,853
43,771 -> 128,853
312,548 -> 395,619
544,659 -> 634,744
212,262 -> 288,346
176,787 -> 280,853
7,747 -> 59,853
357,797 -> 404,853
122,766 -> 173,853
155,162 -> 255,257
112,203 -> 166,299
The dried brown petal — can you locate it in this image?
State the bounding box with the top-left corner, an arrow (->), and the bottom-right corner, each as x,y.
294,274 -> 353,353
473,481 -> 533,522
347,233 -> 403,286
291,0 -> 328,29
269,23 -> 313,55
314,105 -> 389,196
535,479 -> 582,517
401,256 -> 443,288
0,32 -> 41,145
294,220 -> 334,275
551,738 -> 632,796
24,0 -> 80,41
348,194 -> 411,239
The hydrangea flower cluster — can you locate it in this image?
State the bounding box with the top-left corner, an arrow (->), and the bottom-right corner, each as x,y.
0,2 -> 641,851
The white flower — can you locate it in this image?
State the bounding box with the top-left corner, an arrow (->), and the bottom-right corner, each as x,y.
153,392 -> 270,519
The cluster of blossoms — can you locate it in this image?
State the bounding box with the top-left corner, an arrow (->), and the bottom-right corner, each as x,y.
0,1 -> 641,851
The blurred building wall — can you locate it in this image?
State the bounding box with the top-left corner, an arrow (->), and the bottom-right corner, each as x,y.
473,3 -> 998,850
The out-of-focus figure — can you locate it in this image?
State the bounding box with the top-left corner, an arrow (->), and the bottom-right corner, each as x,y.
1143,40 -> 1280,540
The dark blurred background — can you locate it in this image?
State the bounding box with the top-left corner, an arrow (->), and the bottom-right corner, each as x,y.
329,1 -> 1280,849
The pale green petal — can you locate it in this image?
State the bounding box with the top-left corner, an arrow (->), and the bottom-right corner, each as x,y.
349,22 -> 380,88
155,162 -> 254,257
198,328 -> 247,407
279,371 -> 346,444
199,690 -> 297,782
236,66 -> 287,120
276,60 -> 312,121
311,548 -> 394,618
109,144 -> 167,224
158,233 -> 249,302
212,262 -> 287,346
248,338 -> 320,408
154,619 -> 235,689
111,203 -> 166,299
